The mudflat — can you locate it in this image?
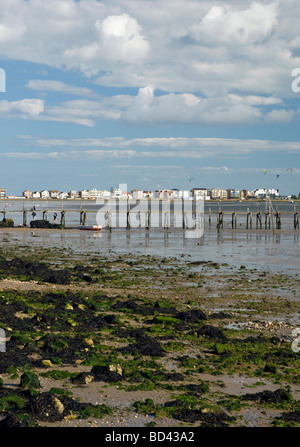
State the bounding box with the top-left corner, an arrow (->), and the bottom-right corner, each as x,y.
0,230 -> 299,428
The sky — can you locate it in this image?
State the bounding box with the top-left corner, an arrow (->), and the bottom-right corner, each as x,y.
0,0 -> 300,196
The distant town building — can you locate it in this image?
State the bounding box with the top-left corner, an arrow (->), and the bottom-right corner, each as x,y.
58,192 -> 69,199
120,191 -> 132,199
143,190 -> 153,198
131,189 -> 144,200
22,190 -> 32,199
253,188 -> 279,198
49,190 -> 59,199
0,188 -> 6,198
191,188 -> 208,199
110,187 -> 121,199
69,190 -> 80,199
32,191 -> 41,199
40,190 -> 50,199
209,188 -> 227,199
80,189 -> 110,199
227,189 -> 240,199
178,190 -> 191,199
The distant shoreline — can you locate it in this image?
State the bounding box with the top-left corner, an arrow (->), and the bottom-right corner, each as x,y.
1,198 -> 299,203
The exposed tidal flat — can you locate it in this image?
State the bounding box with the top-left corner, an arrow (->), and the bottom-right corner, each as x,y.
0,228 -> 299,427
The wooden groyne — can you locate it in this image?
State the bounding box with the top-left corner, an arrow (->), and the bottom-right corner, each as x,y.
0,200 -> 299,232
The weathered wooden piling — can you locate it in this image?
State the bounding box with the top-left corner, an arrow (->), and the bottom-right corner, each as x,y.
217,208 -> 223,230
60,210 -> 65,228
294,212 -> 299,229
276,212 -> 281,229
232,212 -> 237,229
246,210 -> 253,229
256,212 -> 262,229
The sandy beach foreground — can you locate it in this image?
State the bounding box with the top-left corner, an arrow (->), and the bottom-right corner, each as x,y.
0,228 -> 299,428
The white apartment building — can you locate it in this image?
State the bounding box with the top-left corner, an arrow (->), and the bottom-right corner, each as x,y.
80,189 -> 110,199
192,188 -> 209,200
131,189 -> 144,200
253,188 -> 279,198
40,190 -> 50,199
110,187 -> 121,198
209,188 -> 227,199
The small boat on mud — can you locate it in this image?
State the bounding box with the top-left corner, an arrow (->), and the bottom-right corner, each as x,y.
79,225 -> 102,231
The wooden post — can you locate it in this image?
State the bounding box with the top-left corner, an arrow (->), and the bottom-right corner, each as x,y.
23,210 -> 27,227
126,198 -> 130,230
294,212 -> 299,230
217,212 -> 223,230
60,210 -> 65,228
265,212 -> 269,229
209,207 -> 211,227
232,212 -> 236,229
146,198 -> 151,230
256,212 -> 262,229
276,212 -> 281,229
164,212 -> 169,230
43,210 -> 47,221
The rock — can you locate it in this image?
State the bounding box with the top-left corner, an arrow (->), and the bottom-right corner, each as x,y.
0,414 -> 29,427
91,363 -> 124,382
72,372 -> 95,385
176,309 -> 207,322
30,392 -> 65,422
197,325 -> 227,341
84,338 -> 94,346
19,372 -> 40,390
42,360 -> 54,367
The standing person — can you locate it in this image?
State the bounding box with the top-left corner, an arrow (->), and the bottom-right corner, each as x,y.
32,211 -> 36,221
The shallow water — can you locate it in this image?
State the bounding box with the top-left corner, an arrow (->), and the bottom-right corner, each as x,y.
1,227 -> 299,274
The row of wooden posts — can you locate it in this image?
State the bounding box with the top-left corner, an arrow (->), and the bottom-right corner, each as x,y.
1,207 -> 299,231
214,210 -> 300,230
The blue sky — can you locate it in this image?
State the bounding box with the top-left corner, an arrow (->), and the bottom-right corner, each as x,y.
0,0 -> 300,196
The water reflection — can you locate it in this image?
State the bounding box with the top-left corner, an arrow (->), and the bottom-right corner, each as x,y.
0,226 -> 299,273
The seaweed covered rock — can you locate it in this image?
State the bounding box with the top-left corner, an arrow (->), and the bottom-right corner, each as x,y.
0,218 -> 14,228
71,372 -> 94,385
171,408 -> 230,427
19,372 -> 41,390
176,309 -> 207,323
242,388 -> 293,404
0,414 -> 30,427
197,325 -> 227,341
120,334 -> 166,357
91,364 -> 123,383
0,257 -> 71,285
29,392 -> 65,422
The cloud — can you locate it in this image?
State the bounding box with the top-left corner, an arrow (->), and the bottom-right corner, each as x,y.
0,99 -> 44,118
0,0 -> 298,127
265,108 -> 295,123
26,80 -> 94,97
191,2 -> 278,45
97,13 -> 150,62
15,135 -> 300,160
64,12 -> 149,73
122,86 -> 275,125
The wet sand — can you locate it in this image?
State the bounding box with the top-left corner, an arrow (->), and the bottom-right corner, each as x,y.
0,228 -> 299,428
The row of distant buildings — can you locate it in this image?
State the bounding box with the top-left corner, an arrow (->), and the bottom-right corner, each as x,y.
16,187 -> 282,200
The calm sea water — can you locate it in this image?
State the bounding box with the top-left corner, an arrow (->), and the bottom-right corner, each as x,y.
0,200 -> 299,274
